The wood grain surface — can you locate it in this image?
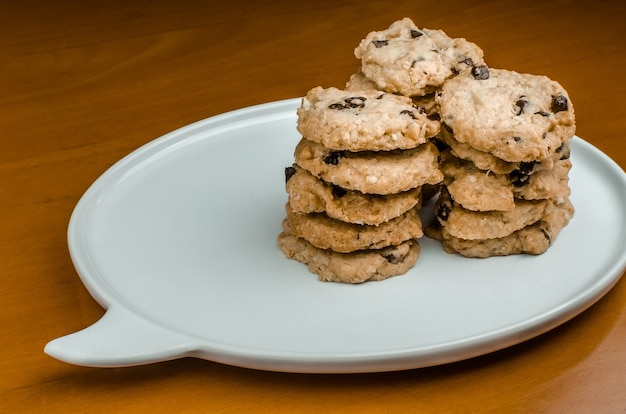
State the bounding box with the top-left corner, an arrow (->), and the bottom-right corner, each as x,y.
2,0 -> 625,412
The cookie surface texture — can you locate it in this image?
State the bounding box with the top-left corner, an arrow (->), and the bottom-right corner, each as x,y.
426,198 -> 574,257
434,188 -> 549,240
354,17 -> 485,96
285,164 -> 422,225
437,68 -> 576,162
294,138 -> 443,195
297,86 -> 440,151
284,204 -> 423,253
278,225 -> 421,283
440,150 -> 516,212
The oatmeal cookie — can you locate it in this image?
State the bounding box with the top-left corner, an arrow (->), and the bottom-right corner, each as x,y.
283,204 -> 423,253
285,164 -> 422,225
297,86 -> 439,151
278,223 -> 420,283
436,68 -> 576,162
425,198 -> 574,257
354,17 -> 485,96
434,187 -> 549,240
435,125 -> 571,174
294,138 -> 443,195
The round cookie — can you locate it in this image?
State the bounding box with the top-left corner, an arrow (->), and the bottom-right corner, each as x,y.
285,164 -> 422,225
354,17 -> 485,96
425,198 -> 574,257
436,68 -> 576,162
346,71 -> 440,117
436,126 -> 571,175
278,224 -> 420,283
440,150 -> 572,211
284,204 -> 423,253
434,187 -> 549,240
297,86 -> 440,152
440,150 -> 516,212
513,159 -> 572,202
294,138 -> 443,195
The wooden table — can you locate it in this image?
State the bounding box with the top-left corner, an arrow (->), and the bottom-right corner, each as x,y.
3,1 -> 625,412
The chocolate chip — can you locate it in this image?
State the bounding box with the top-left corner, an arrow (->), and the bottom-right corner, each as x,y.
519,161 -> 538,173
410,57 -> 425,68
381,251 -> 406,264
284,166 -> 296,182
509,161 -> 537,187
436,201 -> 452,221
460,57 -> 474,66
509,170 -> 531,187
535,111 -> 550,117
410,29 -> 423,38
323,151 -> 344,165
373,40 -> 388,48
400,109 -> 416,119
514,99 -> 529,116
345,96 -> 366,109
551,95 -> 568,113
556,142 -> 570,160
471,65 -> 489,80
331,185 -> 347,198
513,136 -> 522,142
328,103 -> 346,110
329,97 -> 367,110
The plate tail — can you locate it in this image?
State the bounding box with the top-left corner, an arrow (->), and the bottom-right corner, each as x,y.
44,306 -> 196,367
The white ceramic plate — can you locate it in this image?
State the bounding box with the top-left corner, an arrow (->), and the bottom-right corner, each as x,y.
45,98 -> 626,373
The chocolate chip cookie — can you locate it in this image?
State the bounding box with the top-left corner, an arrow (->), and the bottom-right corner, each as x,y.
354,17 -> 485,96
283,204 -> 423,253
297,86 -> 440,152
294,138 -> 443,195
285,164 -> 422,225
278,222 -> 420,283
426,198 -> 574,257
433,187 -> 549,240
436,68 -> 576,162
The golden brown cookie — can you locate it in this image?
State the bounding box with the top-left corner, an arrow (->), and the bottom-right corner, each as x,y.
285,164 -> 422,225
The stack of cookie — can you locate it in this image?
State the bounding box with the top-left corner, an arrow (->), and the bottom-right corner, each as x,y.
425,68 -> 576,257
277,86 -> 442,283
277,17 -> 577,281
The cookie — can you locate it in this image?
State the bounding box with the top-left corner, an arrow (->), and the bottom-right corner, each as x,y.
278,223 -> 420,283
346,71 -> 440,117
436,125 -> 571,175
440,150 -> 516,212
294,138 -> 443,195
297,86 -> 440,152
346,69 -> 379,91
513,159 -> 572,202
434,187 -> 549,240
436,68 -> 576,162
425,198 -> 574,257
440,150 -> 572,211
285,164 -> 422,225
284,204 -> 423,253
354,17 -> 485,96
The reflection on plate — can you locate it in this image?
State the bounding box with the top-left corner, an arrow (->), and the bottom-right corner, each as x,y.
45,99 -> 626,373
